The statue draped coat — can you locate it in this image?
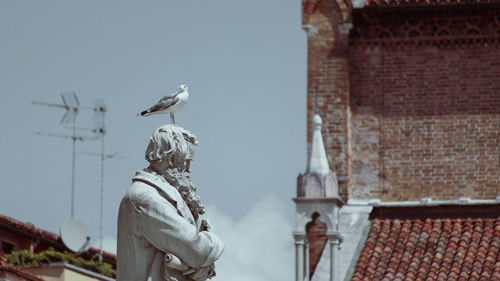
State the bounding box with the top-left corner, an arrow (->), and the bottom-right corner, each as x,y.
117,170 -> 224,281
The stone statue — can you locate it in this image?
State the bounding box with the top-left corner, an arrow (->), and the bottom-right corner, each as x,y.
117,125 -> 224,281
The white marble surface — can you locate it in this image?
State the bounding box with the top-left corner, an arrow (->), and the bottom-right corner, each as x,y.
117,125 -> 224,281
307,114 -> 330,175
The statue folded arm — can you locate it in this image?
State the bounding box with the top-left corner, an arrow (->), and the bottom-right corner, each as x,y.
134,188 -> 224,269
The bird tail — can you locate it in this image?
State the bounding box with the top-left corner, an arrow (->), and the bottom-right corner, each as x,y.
137,110 -> 149,117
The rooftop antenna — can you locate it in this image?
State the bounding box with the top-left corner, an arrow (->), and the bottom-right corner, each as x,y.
82,100 -> 124,262
32,92 -> 96,218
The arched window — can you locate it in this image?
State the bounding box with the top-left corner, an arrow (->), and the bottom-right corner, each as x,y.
305,212 -> 328,278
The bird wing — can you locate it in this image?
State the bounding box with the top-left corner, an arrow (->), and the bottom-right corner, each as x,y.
157,91 -> 179,103
147,92 -> 180,112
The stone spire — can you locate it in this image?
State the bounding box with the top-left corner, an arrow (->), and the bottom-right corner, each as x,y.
293,116 -> 343,281
297,114 -> 339,198
307,114 -> 330,175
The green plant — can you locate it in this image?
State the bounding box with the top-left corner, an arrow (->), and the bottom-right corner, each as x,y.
3,248 -> 116,278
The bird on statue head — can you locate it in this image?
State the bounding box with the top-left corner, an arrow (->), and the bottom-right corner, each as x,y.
137,84 -> 189,126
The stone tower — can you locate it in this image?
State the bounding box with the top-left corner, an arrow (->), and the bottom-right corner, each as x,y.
294,114 -> 343,281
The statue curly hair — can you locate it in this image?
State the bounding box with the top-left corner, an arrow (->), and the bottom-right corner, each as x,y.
144,125 -> 205,219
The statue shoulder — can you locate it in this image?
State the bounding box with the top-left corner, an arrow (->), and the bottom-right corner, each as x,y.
125,171 -> 180,209
121,180 -> 155,207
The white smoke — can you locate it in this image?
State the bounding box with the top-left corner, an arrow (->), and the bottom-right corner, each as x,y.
205,193 -> 294,281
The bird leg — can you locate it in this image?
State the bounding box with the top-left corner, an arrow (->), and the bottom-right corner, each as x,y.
170,113 -> 179,126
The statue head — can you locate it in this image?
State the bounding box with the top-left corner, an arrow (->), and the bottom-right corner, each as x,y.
145,124 -> 204,218
145,124 -> 198,172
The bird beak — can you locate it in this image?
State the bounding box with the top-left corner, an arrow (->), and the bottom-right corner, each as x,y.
178,86 -> 183,90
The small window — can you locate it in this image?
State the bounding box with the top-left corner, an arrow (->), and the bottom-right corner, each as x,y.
1,241 -> 15,254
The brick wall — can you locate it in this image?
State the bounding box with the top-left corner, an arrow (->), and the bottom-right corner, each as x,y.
305,0 -> 352,200
349,43 -> 500,201
305,2 -> 500,202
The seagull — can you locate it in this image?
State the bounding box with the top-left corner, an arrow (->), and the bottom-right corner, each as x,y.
137,84 -> 189,125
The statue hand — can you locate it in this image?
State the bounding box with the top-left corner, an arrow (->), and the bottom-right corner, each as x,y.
183,264 -> 215,281
200,219 -> 212,232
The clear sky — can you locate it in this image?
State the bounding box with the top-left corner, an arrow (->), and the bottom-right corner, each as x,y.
0,1 -> 307,279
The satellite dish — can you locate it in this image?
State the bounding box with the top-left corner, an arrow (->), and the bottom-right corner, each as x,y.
60,218 -> 91,253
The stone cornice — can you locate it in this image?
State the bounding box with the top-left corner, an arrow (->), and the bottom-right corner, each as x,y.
350,6 -> 500,46
293,197 -> 344,207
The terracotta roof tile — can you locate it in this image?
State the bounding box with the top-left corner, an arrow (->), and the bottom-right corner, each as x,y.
351,217 -> 500,281
0,214 -> 59,242
364,0 -> 500,7
0,214 -> 116,262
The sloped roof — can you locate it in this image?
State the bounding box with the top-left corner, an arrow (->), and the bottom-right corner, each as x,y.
0,214 -> 116,264
364,0 -> 500,7
0,259 -> 44,281
0,214 -> 59,242
351,217 -> 500,281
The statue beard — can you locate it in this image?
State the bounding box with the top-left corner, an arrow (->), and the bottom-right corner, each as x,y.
160,168 -> 205,220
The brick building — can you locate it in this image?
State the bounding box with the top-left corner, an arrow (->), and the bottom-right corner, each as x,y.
0,214 -> 116,281
293,0 -> 500,280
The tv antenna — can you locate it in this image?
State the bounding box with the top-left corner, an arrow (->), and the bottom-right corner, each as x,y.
82,100 -> 124,261
32,92 -> 97,218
